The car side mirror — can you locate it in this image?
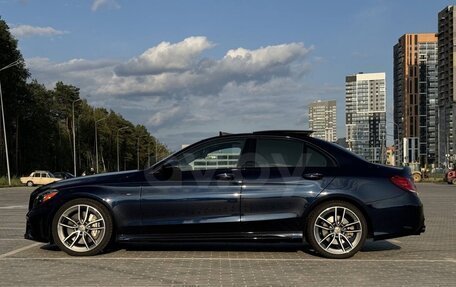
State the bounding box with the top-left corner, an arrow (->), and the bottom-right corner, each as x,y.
157,160 -> 181,180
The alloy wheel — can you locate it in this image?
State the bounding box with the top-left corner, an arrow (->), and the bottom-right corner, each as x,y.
313,206 -> 363,255
56,204 -> 106,253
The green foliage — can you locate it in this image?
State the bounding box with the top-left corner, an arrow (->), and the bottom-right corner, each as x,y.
0,176 -> 21,187
0,17 -> 169,177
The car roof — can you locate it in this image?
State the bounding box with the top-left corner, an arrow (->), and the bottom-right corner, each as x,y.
214,130 -> 367,167
218,130 -> 314,137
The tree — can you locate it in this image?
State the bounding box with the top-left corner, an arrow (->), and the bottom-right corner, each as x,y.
0,17 -> 170,177
0,17 -> 29,176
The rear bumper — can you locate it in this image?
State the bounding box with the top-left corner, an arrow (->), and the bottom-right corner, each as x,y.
368,192 -> 425,241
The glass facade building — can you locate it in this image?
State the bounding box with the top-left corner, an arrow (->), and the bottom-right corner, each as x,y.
308,100 -> 337,142
345,73 -> 387,163
393,33 -> 438,167
438,6 -> 456,168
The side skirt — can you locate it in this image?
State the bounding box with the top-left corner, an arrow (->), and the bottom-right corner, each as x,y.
117,232 -> 303,242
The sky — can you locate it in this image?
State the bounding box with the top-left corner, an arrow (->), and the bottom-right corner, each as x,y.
1,0 -> 453,150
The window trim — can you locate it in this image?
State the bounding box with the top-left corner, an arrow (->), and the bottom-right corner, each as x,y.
174,136 -> 250,171
250,135 -> 338,169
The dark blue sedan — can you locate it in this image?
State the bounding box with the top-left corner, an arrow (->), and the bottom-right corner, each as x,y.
25,130 -> 425,258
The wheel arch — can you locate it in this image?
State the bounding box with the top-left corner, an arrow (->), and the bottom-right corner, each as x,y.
303,194 -> 374,239
47,193 -> 117,244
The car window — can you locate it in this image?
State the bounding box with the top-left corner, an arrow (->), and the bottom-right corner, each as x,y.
40,173 -> 47,177
304,146 -> 332,167
176,139 -> 246,171
255,139 -> 304,168
33,173 -> 40,178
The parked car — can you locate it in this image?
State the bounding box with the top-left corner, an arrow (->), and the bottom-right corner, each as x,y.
53,172 -> 75,180
445,169 -> 456,184
25,130 -> 425,259
20,171 -> 61,187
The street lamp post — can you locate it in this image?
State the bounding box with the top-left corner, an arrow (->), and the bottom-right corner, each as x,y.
72,99 -> 82,176
95,117 -> 106,173
391,121 -> 401,166
117,126 -> 129,172
148,144 -> 151,167
155,137 -> 159,164
0,59 -> 22,186
137,135 -> 148,170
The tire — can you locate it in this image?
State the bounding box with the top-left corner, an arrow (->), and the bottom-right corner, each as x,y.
306,200 -> 367,259
412,173 -> 422,182
26,181 -> 34,187
52,198 -> 113,256
452,179 -> 456,185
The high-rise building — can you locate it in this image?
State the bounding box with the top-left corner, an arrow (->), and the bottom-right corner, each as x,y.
346,72 -> 387,163
438,6 -> 456,168
393,33 -> 438,167
308,100 -> 337,142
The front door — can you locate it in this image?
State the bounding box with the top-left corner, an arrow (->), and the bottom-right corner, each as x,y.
141,138 -> 247,237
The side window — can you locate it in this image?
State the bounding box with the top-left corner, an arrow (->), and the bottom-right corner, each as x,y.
304,146 -> 333,167
33,173 -> 40,178
255,139 -> 304,168
40,173 -> 47,178
176,139 -> 246,171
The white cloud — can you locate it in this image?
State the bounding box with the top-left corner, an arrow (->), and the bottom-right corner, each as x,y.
26,36 -> 343,150
10,25 -> 68,38
91,0 -> 120,11
26,57 -> 117,93
115,36 -> 214,76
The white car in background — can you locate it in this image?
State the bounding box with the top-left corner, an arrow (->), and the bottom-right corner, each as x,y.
20,171 -> 61,187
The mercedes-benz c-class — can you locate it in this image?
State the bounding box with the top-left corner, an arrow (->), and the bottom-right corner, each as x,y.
25,130 -> 425,258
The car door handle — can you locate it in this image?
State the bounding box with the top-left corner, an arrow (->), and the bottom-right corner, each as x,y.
303,173 -> 324,180
215,173 -> 235,181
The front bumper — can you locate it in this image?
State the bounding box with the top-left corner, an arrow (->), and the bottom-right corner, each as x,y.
24,206 -> 52,243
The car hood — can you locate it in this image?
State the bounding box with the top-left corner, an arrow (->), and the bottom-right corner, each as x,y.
44,170 -> 145,190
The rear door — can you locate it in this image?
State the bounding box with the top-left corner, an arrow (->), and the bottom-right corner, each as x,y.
43,173 -> 53,185
38,173 -> 47,185
240,136 -> 336,233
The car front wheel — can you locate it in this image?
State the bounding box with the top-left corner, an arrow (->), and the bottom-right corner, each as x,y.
26,181 -> 34,187
52,199 -> 113,256
306,201 -> 367,259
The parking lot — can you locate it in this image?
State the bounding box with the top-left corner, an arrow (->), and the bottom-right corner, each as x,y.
0,183 -> 455,286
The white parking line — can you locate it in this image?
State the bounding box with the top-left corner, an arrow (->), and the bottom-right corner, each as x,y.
0,205 -> 27,209
0,227 -> 24,230
0,257 -> 454,263
0,243 -> 42,259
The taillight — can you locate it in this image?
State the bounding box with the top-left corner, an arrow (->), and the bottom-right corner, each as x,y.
390,176 -> 416,193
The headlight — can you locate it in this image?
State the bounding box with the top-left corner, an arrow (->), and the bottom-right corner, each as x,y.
33,189 -> 59,207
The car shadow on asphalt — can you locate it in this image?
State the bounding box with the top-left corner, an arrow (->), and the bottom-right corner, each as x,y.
361,240 -> 401,252
39,240 -> 400,256
116,240 -> 400,256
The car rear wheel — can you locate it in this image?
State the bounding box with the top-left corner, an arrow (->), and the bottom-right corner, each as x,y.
452,179 -> 456,185
306,201 -> 367,259
412,173 -> 422,182
26,181 -> 34,187
52,199 -> 113,256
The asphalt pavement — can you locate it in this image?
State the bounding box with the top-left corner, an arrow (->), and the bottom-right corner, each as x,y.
0,183 -> 455,286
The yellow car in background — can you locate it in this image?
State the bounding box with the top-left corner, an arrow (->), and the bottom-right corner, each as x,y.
20,171 -> 61,187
